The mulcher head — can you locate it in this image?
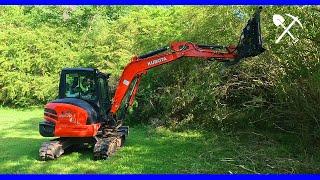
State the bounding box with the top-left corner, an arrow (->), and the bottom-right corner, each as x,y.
226,6 -> 265,66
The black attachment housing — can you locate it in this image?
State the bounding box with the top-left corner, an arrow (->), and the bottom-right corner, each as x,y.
226,7 -> 265,66
237,7 -> 265,58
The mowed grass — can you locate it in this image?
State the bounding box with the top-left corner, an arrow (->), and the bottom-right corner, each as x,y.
0,108 -> 319,174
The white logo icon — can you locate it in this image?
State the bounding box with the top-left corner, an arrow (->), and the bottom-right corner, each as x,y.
273,14 -> 303,44
123,79 -> 130,86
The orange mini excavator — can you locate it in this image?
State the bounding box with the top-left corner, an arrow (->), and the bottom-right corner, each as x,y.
39,7 -> 265,160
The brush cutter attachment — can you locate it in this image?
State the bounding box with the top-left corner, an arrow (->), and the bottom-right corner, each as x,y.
225,7 -> 265,66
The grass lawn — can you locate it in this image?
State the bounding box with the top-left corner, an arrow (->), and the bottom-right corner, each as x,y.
0,108 -> 319,174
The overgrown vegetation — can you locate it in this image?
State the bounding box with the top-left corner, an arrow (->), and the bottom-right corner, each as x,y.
0,6 -> 319,173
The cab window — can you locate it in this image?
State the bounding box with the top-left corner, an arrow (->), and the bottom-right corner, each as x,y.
65,73 -> 96,101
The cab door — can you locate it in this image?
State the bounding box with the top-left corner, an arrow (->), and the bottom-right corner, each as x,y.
98,76 -> 111,118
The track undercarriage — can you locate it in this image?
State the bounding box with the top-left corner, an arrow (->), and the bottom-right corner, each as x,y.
39,126 -> 128,161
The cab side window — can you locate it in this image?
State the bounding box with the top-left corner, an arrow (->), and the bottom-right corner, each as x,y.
65,73 -> 80,98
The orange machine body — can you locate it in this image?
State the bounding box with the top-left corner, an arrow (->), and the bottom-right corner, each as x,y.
43,102 -> 101,137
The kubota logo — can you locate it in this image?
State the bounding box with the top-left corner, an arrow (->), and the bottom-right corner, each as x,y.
59,111 -> 77,124
147,57 -> 167,66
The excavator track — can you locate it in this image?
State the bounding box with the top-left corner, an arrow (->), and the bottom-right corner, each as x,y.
39,138 -> 76,161
38,127 -> 128,161
93,135 -> 124,160
39,141 -> 64,161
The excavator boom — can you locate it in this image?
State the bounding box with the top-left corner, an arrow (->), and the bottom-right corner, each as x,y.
110,7 -> 265,116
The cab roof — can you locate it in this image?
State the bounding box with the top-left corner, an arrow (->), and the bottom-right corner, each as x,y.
61,68 -> 110,78
62,68 -> 97,72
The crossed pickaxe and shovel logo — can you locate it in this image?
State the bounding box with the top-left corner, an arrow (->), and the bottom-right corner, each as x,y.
273,14 -> 303,44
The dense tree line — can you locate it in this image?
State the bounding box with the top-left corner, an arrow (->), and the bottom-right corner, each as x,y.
0,6 -> 319,142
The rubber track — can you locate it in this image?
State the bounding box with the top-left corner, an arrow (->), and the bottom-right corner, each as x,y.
39,141 -> 64,161
93,137 -> 120,160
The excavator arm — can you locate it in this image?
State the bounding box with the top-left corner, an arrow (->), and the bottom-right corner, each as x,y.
110,7 -> 265,116
110,42 -> 238,114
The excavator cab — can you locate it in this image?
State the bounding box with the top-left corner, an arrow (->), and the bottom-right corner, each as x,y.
58,68 -> 111,119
